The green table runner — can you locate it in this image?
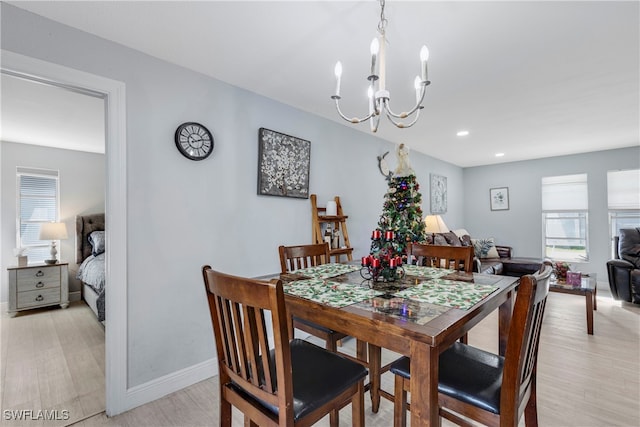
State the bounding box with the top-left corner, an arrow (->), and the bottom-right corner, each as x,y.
393,278 -> 499,310
284,278 -> 384,308
292,263 -> 360,279
402,265 -> 454,279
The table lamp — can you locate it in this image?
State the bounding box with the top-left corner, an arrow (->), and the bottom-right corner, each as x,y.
424,215 -> 449,233
39,222 -> 68,264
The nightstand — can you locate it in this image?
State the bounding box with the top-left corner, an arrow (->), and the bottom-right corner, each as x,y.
7,262 -> 69,317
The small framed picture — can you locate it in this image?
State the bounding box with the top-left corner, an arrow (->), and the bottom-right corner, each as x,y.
490,187 -> 509,211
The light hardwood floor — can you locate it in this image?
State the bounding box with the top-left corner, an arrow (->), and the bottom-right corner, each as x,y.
2,288 -> 639,426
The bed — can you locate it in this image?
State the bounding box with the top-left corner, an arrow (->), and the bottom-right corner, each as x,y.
76,213 -> 106,322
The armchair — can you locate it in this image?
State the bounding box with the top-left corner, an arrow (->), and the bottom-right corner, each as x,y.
607,228 -> 640,304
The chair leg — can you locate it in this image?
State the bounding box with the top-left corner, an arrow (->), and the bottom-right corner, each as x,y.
220,397 -> 232,427
329,409 -> 339,427
393,374 -> 407,427
524,378 -> 539,427
352,381 -> 365,427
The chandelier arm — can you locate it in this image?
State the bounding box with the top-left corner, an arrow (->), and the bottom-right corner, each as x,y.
384,107 -> 421,129
332,97 -> 375,124
370,110 -> 382,133
382,82 -> 429,119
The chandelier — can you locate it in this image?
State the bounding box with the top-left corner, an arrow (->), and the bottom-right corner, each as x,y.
331,0 -> 430,132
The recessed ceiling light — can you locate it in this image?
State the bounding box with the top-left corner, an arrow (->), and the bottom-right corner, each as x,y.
495,153 -> 505,157
456,130 -> 469,137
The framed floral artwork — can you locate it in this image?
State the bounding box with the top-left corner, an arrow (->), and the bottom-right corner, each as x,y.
430,174 -> 447,214
257,128 -> 310,199
490,187 -> 509,211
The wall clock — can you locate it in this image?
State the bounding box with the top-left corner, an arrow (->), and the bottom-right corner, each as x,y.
174,122 -> 214,161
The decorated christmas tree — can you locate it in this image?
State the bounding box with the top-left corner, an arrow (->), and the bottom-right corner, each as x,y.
372,174 -> 426,258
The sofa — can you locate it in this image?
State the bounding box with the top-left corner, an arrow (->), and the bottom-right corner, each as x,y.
607,228 -> 640,304
425,229 -> 543,277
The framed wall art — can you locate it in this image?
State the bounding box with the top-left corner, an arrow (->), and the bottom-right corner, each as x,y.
490,187 -> 509,211
430,174 -> 447,214
257,128 -> 310,199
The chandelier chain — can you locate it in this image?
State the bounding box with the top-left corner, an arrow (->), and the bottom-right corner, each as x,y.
378,0 -> 387,34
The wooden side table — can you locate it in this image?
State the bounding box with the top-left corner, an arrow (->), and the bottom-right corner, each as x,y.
7,262 -> 69,317
549,273 -> 597,334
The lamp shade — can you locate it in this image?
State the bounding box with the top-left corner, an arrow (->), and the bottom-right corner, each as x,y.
424,215 -> 449,233
39,222 -> 68,240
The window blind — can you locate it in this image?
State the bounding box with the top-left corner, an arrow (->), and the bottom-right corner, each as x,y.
541,173 -> 588,211
16,168 -> 59,260
607,169 -> 640,210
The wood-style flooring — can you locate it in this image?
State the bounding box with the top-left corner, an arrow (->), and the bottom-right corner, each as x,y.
1,288 -> 638,426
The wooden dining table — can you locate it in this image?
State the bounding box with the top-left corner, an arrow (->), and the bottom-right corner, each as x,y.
272,264 -> 520,427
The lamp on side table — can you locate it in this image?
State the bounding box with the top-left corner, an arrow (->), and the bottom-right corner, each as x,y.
39,222 -> 68,265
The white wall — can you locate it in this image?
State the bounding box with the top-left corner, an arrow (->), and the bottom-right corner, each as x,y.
1,3 -> 463,391
463,146 -> 640,280
0,141 -> 105,302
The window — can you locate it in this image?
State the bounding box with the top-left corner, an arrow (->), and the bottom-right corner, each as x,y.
608,169 -> 640,256
541,173 -> 588,262
17,167 -> 60,263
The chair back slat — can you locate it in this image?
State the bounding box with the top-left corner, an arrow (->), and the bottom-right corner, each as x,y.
279,243 -> 331,273
407,243 -> 474,273
502,264 -> 552,418
202,266 -> 292,411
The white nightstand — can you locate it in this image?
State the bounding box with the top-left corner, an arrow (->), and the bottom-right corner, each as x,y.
7,262 -> 69,317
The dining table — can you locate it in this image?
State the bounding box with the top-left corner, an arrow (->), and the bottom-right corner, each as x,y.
270,262 -> 520,427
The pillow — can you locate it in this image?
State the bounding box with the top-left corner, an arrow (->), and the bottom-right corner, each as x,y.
459,234 -> 473,247
433,233 -> 449,246
471,238 -> 500,259
88,230 -> 106,256
441,231 -> 462,246
453,229 -> 470,238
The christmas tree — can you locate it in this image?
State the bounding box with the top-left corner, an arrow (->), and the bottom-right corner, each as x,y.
372,173 -> 426,259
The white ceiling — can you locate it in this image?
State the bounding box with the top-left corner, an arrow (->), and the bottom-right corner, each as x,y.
3,1 -> 639,167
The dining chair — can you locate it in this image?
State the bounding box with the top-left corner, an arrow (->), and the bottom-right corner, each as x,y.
407,242 -> 474,273
278,243 -> 348,352
279,243 -> 382,413
408,242 -> 474,345
202,266 -> 367,427
389,263 -> 553,427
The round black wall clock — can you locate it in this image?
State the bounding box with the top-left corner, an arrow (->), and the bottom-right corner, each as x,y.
174,122 -> 214,161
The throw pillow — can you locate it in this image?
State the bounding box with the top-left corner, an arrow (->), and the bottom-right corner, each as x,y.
88,230 -> 106,256
441,231 -> 462,246
433,233 -> 448,246
472,238 -> 500,259
453,229 -> 472,246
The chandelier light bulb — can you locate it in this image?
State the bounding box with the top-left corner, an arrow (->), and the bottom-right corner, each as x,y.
420,45 -> 429,62
334,61 -> 343,97
370,38 -> 380,55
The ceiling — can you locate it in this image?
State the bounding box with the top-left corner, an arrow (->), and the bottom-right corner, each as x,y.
3,1 -> 639,167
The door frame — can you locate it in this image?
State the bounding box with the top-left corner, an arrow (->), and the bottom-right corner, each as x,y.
1,50 -> 128,416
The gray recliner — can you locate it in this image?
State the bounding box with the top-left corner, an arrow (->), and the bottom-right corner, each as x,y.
607,228 -> 640,304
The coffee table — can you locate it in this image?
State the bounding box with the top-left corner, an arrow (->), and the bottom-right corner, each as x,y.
549,273 -> 597,334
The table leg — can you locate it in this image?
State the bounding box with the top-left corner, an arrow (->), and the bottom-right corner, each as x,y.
498,290 -> 513,356
593,282 -> 597,311
366,343 -> 381,413
410,341 -> 440,427
586,291 -> 594,335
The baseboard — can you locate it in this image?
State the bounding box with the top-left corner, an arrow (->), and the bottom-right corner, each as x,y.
119,357 -> 218,414
69,291 -> 81,302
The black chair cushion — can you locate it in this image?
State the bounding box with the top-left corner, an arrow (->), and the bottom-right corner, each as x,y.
231,338 -> 367,421
390,342 -> 504,415
293,316 -> 336,334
